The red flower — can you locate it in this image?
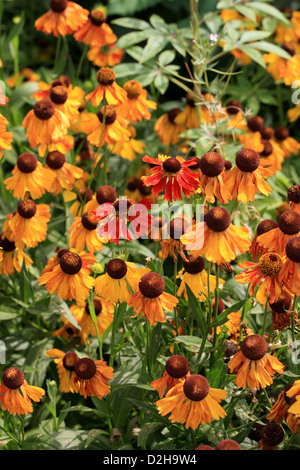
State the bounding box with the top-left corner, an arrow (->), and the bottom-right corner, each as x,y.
141,154 -> 199,202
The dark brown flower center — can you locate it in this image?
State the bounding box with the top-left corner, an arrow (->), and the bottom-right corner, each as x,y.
269,290 -> 292,313
50,0 -> 68,13
97,105 -> 117,124
215,439 -> 241,450
60,252 -> 82,275
256,219 -> 278,236
224,160 -> 232,170
236,148 -> 260,172
168,217 -> 188,240
199,151 -> 225,177
81,212 -> 98,230
260,127 -> 274,140
226,99 -> 242,115
17,153 -> 38,173
63,351 -> 79,371
288,184 -> 300,203
96,185 -> 117,205
89,9 -> 107,26
0,235 -> 16,252
275,126 -> 289,141
85,299 -> 103,316
113,199 -> 132,218
124,80 -> 143,99
183,375 -> 210,401
167,108 -> 181,124
261,423 -> 284,447
96,67 -> 116,86
34,99 -> 55,120
74,358 -> 97,380
50,85 -> 68,104
76,187 -> 93,203
137,179 -> 152,195
205,207 -> 231,232
162,157 -> 182,173
286,236 -> 300,262
278,211 -> 300,235
57,248 -> 69,259
259,252 -> 283,277
106,258 -> 127,279
2,367 -> 25,389
183,255 -> 205,274
165,355 -> 189,378
260,140 -> 273,157
17,199 -> 37,219
212,297 -> 225,315
139,272 -> 165,298
46,150 -> 66,169
241,334 -> 268,360
247,116 -> 264,132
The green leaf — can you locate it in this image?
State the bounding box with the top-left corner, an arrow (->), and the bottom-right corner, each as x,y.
210,300 -> 246,328
111,17 -> 150,30
115,30 -> 153,50
206,359 -> 228,388
248,41 -> 292,59
0,306 -> 19,321
235,4 -> 257,22
137,422 -> 163,450
140,35 -> 169,63
158,49 -> 176,66
154,73 -> 169,94
149,323 -> 162,369
149,14 -> 168,32
238,45 -> 266,68
239,30 -> 271,43
4,12 -> 25,46
185,285 -> 206,337
248,2 -> 291,26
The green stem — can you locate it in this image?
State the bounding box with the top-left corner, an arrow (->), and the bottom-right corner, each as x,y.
76,44 -> 88,83
87,291 -> 103,359
54,35 -> 62,75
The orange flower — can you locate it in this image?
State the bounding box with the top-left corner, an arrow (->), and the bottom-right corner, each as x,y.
0,235 -> 33,275
46,349 -> 80,394
128,272 -> 179,326
235,252 -> 284,305
6,68 -> 40,88
249,219 -> 279,261
73,357 -> 114,399
81,106 -> 131,147
71,297 -> 114,339
197,151 -> 232,204
288,184 -> 300,213
0,114 -> 13,160
35,0 -> 89,38
32,75 -> 72,102
0,367 -> 45,415
8,200 -> 51,248
181,207 -> 251,265
174,94 -> 199,129
45,150 -> 84,195
268,382 -> 300,434
228,334 -> 284,389
94,258 -> 150,304
4,152 -> 55,199
273,126 -> 300,158
263,46 -> 300,85
74,8 -> 116,47
38,251 -> 96,302
116,80 -> 157,123
156,374 -> 227,430
68,211 -> 106,253
279,236 -> 300,296
22,99 -> 69,157
49,84 -> 85,124
87,43 -> 123,67
151,355 -> 190,398
154,108 -> 185,146
223,149 -> 272,203
257,211 -> 300,257
110,125 -> 146,161
85,67 -> 127,107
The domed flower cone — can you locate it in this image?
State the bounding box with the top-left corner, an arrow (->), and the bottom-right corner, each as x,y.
155,374 -> 227,430
35,0 -> 89,38
257,211 -> 300,257
38,251 -> 96,302
73,357 -> 114,399
150,355 -> 190,398
94,258 -> 150,304
223,148 -> 272,203
287,184 -> 300,214
269,290 -> 297,331
228,334 -> 285,390
215,439 -> 241,450
181,207 -> 251,265
45,349 -> 80,394
74,8 -> 116,47
128,272 -> 179,326
4,152 -> 55,199
235,252 -> 284,305
141,154 -> 200,202
0,367 -> 45,415
258,423 -> 284,450
49,84 -> 85,124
